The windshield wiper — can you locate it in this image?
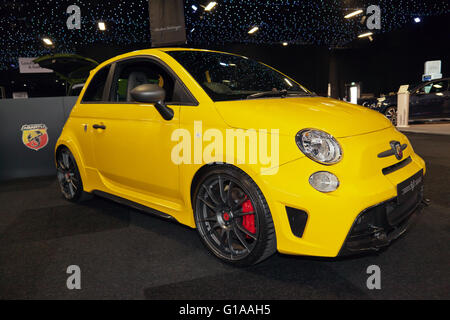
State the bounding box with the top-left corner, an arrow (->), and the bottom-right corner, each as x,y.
246,89 -> 288,99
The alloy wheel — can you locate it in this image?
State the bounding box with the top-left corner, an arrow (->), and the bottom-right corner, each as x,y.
56,149 -> 81,200
195,174 -> 260,261
385,107 -> 398,126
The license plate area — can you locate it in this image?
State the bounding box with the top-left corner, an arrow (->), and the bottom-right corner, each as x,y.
397,169 -> 423,205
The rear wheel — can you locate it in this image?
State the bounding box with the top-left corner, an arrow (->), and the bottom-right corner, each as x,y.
56,147 -> 91,202
193,166 -> 276,266
385,106 -> 397,126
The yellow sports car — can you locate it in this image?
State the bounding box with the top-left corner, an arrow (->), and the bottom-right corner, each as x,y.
55,48 -> 425,266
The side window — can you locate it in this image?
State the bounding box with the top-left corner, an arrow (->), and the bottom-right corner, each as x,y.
417,84 -> 433,94
82,65 -> 111,102
110,59 -> 175,103
429,80 -> 448,93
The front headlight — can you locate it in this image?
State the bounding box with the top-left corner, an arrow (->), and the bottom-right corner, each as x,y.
295,129 -> 342,164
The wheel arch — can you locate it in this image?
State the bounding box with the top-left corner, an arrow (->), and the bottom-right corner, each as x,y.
189,162 -> 270,210
54,139 -> 88,188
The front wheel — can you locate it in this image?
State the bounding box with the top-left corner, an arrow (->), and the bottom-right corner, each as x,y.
193,166 -> 276,266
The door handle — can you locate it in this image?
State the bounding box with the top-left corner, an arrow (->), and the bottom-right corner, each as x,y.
93,124 -> 106,130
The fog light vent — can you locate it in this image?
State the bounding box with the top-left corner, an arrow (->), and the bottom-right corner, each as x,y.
286,207 -> 308,238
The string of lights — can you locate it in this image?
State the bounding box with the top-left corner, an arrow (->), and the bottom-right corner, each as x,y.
0,0 -> 151,70
184,0 -> 449,46
0,0 -> 448,70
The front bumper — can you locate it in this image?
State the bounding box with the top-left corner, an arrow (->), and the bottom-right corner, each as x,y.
257,126 -> 426,257
338,183 -> 423,256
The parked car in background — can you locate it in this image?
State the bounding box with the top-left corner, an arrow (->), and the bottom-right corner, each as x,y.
365,78 -> 450,125
68,83 -> 85,96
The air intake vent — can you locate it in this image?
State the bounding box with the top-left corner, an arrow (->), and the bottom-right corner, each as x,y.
382,156 -> 412,175
286,207 -> 308,238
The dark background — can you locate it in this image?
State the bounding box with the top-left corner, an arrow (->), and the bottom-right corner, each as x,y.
0,5 -> 448,99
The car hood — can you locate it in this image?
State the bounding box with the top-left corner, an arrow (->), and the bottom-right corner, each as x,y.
214,96 -> 392,138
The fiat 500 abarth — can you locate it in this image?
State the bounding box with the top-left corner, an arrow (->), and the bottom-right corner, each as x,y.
55,49 -> 426,266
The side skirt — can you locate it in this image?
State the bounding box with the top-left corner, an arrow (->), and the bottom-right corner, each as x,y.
92,190 -> 177,222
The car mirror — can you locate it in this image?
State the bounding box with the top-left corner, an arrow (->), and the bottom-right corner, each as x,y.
130,84 -> 174,121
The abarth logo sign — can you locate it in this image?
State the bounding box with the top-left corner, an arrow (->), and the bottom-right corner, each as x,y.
21,124 -> 49,151
390,141 -> 403,160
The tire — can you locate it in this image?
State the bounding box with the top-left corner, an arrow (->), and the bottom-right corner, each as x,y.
193,165 -> 277,266
56,147 -> 92,202
384,106 -> 397,126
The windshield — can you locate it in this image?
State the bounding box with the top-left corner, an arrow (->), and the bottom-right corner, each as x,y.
167,50 -> 311,102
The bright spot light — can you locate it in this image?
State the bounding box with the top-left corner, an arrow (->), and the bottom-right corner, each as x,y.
344,9 -> 363,19
358,32 -> 373,38
205,2 -> 217,11
42,37 -> 53,45
98,22 -> 106,31
248,26 -> 259,34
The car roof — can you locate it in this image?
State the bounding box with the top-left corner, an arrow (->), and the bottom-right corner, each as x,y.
92,48 -> 247,75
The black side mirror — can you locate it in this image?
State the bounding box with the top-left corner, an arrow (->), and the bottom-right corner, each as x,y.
130,84 -> 174,121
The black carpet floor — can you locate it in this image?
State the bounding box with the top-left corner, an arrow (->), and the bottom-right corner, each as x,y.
0,133 -> 449,299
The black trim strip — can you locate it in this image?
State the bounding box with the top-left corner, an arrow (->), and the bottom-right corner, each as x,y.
382,156 -> 412,175
92,190 -> 177,222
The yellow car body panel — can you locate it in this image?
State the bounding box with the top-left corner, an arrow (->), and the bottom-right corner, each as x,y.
56,48 -> 426,257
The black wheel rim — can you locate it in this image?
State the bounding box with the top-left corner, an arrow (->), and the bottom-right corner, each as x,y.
195,174 -> 259,261
56,150 -> 80,199
386,108 -> 397,126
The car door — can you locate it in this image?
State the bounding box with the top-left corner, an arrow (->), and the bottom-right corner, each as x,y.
89,57 -> 189,207
69,64 -> 112,170
410,80 -> 447,119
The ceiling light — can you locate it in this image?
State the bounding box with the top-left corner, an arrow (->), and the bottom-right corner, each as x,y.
282,42 -> 288,46
205,2 -> 217,11
248,26 -> 259,34
98,22 -> 106,31
345,9 -> 363,19
192,5 -> 198,12
358,32 -> 373,38
42,37 -> 53,46
414,17 -> 421,23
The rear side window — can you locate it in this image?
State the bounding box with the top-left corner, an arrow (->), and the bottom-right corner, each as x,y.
429,80 -> 448,93
82,65 -> 111,102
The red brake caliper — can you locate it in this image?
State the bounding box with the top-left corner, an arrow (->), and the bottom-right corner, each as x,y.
241,199 -> 255,237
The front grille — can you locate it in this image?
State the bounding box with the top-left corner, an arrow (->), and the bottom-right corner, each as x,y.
382,156 -> 412,175
339,184 -> 423,255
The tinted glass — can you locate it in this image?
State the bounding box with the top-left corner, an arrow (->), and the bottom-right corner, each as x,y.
429,80 -> 448,93
82,65 -> 110,102
167,51 -> 310,102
